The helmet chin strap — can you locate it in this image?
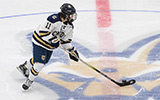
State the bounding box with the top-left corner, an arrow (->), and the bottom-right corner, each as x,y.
67,16 -> 70,22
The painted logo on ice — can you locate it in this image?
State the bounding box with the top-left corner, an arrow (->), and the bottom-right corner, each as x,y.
26,33 -> 160,100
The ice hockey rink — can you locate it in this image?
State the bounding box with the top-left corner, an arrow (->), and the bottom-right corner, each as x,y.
1,0 -> 160,100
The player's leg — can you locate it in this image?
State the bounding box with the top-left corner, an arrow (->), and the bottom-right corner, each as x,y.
22,43 -> 52,90
22,62 -> 44,90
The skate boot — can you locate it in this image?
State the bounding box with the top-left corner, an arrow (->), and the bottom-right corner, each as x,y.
22,79 -> 33,90
17,61 -> 29,78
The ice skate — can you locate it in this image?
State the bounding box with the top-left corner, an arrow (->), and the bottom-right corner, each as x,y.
22,79 -> 33,90
17,61 -> 29,78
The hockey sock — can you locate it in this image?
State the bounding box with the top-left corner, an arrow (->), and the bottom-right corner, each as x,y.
29,62 -> 44,81
27,58 -> 35,69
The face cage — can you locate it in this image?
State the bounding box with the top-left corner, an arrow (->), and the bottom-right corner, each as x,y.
67,13 -> 77,22
72,13 -> 77,21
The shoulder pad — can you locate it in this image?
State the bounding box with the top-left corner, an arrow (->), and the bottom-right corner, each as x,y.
47,14 -> 61,23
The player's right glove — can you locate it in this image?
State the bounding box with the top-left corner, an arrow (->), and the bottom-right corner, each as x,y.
68,47 -> 79,62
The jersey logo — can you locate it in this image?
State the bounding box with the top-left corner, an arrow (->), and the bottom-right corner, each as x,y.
52,15 -> 57,19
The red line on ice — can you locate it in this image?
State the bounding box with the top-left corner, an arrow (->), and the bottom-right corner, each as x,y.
96,0 -> 111,28
96,0 -> 119,97
96,0 -> 114,52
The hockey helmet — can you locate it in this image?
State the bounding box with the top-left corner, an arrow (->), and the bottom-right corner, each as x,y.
60,3 -> 77,22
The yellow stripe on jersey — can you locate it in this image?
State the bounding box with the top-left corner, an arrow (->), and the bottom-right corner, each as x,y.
33,32 -> 55,49
39,31 -> 50,36
60,39 -> 72,44
53,38 -> 59,43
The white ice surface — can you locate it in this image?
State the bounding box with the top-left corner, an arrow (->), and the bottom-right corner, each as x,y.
0,0 -> 160,100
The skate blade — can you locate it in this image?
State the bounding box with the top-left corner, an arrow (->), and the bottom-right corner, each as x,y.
16,67 -> 28,78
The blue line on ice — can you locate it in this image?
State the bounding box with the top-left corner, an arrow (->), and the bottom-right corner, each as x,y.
0,9 -> 160,19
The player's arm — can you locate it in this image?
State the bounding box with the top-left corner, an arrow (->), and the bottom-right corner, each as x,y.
61,40 -> 79,62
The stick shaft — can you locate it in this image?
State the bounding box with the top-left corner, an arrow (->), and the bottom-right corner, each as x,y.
79,58 -> 120,86
65,49 -> 126,86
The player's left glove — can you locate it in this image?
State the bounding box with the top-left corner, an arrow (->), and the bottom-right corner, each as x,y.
68,47 -> 79,62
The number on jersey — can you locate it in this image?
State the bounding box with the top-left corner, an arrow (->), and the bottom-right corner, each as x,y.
45,22 -> 51,29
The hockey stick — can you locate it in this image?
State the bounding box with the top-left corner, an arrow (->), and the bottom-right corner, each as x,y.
78,58 -> 136,87
67,50 -> 136,87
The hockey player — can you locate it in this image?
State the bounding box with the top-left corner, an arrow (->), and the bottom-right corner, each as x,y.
17,3 -> 79,90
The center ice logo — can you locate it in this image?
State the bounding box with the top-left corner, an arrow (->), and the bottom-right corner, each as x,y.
24,33 -> 160,100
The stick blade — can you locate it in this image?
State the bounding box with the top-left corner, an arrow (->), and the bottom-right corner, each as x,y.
118,79 -> 136,87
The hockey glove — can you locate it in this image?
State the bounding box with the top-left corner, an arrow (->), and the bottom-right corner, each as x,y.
68,47 -> 79,62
